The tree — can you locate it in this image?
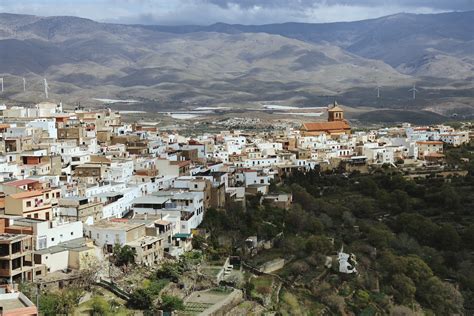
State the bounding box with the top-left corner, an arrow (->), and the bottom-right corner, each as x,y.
396,213 -> 438,246
18,282 -> 36,301
39,292 -> 60,316
435,224 -> 461,250
192,234 -> 207,250
391,274 -> 416,304
128,288 -> 153,310
462,224 -> 474,250
390,189 -> 411,214
417,276 -> 464,314
90,295 -> 109,315
358,177 -> 378,197
160,294 -> 184,312
113,244 -> 136,266
244,282 -> 255,298
365,225 -> 394,249
403,255 -> 433,284
305,235 -> 333,254
77,255 -> 103,289
156,261 -> 181,282
39,287 -> 84,315
354,290 -> 371,310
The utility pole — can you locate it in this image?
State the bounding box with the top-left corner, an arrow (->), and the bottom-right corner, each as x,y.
36,284 -> 40,310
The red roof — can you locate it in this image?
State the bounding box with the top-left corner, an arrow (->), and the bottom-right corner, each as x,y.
302,121 -> 350,132
110,218 -> 129,223
5,179 -> 38,187
188,140 -> 203,145
9,190 -> 43,199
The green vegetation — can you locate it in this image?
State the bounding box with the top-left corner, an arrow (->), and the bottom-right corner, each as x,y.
160,294 -> 185,312
89,295 -> 110,315
113,244 -> 136,266
128,278 -> 169,310
38,287 -> 84,315
200,144 -> 474,314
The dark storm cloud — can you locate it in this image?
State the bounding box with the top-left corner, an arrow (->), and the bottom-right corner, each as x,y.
1,0 -> 473,25
205,0 -> 474,11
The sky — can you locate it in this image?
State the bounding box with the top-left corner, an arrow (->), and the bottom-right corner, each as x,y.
0,0 -> 473,25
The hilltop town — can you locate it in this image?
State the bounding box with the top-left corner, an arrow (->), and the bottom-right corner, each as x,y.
0,100 -> 472,315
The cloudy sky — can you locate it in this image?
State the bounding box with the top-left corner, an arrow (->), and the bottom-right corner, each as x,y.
0,0 -> 473,25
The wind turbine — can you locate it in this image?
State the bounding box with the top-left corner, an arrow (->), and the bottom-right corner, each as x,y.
23,78 -> 26,92
409,84 -> 418,100
375,85 -> 381,99
44,78 -> 49,99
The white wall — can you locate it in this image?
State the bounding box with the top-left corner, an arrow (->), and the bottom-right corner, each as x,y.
40,250 -> 69,273
36,220 -> 84,249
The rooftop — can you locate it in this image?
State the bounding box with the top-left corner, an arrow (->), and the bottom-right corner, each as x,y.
4,179 -> 38,187
302,121 -> 350,132
127,235 -> 162,247
0,292 -> 36,310
89,220 -> 144,231
0,233 -> 30,242
132,195 -> 171,205
8,190 -> 43,199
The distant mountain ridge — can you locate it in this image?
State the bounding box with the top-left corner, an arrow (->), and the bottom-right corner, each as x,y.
0,11 -> 472,108
144,11 -> 474,71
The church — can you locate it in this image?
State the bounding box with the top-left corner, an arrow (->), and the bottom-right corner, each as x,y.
300,101 -> 351,137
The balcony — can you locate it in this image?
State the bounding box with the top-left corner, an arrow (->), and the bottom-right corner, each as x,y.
0,265 -> 33,277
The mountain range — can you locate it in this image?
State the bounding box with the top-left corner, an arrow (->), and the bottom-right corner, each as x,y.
0,11 -> 473,114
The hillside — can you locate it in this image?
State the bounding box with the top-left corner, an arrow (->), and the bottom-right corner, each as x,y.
0,12 -> 473,114
197,146 -> 474,314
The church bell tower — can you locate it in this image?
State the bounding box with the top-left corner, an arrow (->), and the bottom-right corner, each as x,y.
328,101 -> 344,122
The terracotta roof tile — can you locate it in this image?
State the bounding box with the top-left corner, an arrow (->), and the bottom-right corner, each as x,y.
5,179 -> 38,187
302,121 -> 350,131
9,190 -> 43,199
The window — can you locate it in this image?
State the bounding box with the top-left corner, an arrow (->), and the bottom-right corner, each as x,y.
26,201 -> 31,207
34,213 -> 38,219
71,232 -> 74,235
46,193 -> 49,199
51,238 -> 55,242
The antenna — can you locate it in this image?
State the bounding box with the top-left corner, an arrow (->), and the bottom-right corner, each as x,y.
23,78 -> 26,92
409,84 -> 418,100
0,78 -> 3,93
44,78 -> 49,99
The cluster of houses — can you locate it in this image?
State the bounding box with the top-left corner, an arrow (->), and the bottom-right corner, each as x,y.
0,100 -> 471,314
